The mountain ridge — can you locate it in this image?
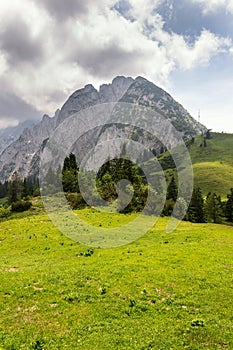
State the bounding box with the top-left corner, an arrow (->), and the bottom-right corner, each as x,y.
0,76 -> 205,181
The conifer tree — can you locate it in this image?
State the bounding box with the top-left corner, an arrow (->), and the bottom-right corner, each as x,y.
166,175 -> 177,202
205,192 -> 223,223
8,171 -> 23,204
187,187 -> 205,223
225,188 -> 233,222
62,153 -> 79,193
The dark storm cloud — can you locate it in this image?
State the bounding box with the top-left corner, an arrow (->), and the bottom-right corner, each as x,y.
39,0 -> 91,20
0,18 -> 44,65
73,44 -> 140,78
0,91 -> 42,123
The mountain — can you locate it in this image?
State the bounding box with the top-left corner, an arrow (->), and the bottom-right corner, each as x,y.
0,120 -> 35,155
0,76 -> 205,181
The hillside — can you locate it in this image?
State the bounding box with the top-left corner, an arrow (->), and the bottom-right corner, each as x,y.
190,132 -> 233,197
189,132 -> 233,167
158,132 -> 233,197
0,208 -> 233,349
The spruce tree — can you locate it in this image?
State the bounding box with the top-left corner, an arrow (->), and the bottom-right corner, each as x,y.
205,192 -> 223,223
225,188 -> 233,222
8,171 -> 23,204
166,175 -> 177,202
62,153 -> 79,193
187,187 -> 205,223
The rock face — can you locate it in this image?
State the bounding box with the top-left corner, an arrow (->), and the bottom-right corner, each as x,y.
56,76 -> 134,126
0,113 -> 57,181
0,120 -> 35,155
0,76 -> 205,181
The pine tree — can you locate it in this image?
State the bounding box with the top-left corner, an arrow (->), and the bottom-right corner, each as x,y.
205,192 -> 223,223
187,187 -> 205,223
62,153 -> 79,193
225,188 -> 233,222
0,181 -> 8,199
8,171 -> 23,204
166,175 -> 177,201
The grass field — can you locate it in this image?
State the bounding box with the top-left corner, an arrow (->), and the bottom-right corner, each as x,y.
0,208 -> 233,349
192,161 -> 233,197
189,133 -> 233,197
157,132 -> 233,197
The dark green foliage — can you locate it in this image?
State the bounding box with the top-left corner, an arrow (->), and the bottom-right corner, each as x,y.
160,146 -> 165,154
150,148 -> 157,157
191,319 -> 204,327
30,340 -> 45,350
166,175 -> 177,201
96,157 -> 148,213
8,171 -> 23,204
225,188 -> 233,222
187,187 -> 206,223
206,129 -> 211,139
158,153 -> 176,170
0,180 -> 8,198
79,248 -> 94,257
44,167 -> 61,194
22,176 -> 40,198
66,193 -> 85,209
185,136 -> 195,148
0,206 -> 10,218
11,200 -> 32,212
62,153 -> 79,193
205,192 -> 223,224
162,199 -> 175,216
63,152 -> 78,171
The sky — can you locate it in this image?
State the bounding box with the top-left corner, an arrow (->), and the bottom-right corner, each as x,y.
0,0 -> 233,132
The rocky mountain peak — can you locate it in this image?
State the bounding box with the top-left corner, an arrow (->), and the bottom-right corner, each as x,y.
42,114 -> 51,122
99,76 -> 134,103
135,76 -> 149,83
0,75 -> 206,180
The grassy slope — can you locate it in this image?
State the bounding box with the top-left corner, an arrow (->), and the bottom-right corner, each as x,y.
0,209 -> 233,349
157,132 -> 233,197
189,133 -> 233,197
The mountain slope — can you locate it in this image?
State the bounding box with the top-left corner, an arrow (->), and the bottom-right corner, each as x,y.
0,76 -> 205,181
159,132 -> 233,197
0,120 -> 35,155
189,132 -> 233,197
119,76 -> 204,135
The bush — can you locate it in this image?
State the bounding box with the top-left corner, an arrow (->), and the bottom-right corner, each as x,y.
163,199 -> 175,216
11,200 -> 32,212
0,206 -> 11,218
66,193 -> 86,209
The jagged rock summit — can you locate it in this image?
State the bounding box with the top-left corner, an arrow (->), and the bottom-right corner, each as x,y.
0,76 -> 205,180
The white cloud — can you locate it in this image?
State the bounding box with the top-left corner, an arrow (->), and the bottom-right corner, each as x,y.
191,0 -> 233,14
167,30 -> 231,70
0,118 -> 18,129
0,0 -> 232,125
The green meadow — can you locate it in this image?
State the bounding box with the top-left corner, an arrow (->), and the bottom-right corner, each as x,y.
189,133 -> 233,197
158,132 -> 233,197
0,207 -> 233,349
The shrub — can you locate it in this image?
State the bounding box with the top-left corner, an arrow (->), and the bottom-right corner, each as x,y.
66,192 -> 86,209
11,200 -> 32,212
0,206 -> 11,218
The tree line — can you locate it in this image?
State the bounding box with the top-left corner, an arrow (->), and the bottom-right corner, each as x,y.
0,172 -> 39,216
1,152 -> 233,225
60,153 -> 233,224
